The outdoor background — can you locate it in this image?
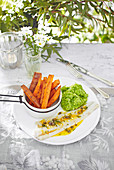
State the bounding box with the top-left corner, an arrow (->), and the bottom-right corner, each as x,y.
1,0 -> 114,60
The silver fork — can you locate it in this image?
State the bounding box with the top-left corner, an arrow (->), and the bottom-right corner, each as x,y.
67,64 -> 109,99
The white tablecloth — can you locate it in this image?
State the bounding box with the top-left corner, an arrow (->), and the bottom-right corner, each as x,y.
0,43 -> 114,170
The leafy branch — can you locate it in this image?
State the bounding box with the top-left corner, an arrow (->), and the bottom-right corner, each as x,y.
0,0 -> 114,60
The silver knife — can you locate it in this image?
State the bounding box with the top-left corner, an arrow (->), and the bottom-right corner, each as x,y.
56,58 -> 114,87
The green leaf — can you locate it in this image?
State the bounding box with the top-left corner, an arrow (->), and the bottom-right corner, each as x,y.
48,15 -> 53,23
52,47 -> 62,59
82,2 -> 88,15
101,34 -> 112,43
99,2 -> 103,7
59,17 -> 68,36
71,26 -> 83,34
65,4 -> 72,15
47,48 -> 52,57
76,1 -> 82,12
89,2 -> 97,8
90,33 -> 99,42
69,24 -> 71,37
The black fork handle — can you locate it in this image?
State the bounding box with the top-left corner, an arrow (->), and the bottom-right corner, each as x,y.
0,94 -> 23,103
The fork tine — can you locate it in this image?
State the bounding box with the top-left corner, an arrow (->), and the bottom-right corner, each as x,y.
67,63 -> 82,78
67,63 -> 109,99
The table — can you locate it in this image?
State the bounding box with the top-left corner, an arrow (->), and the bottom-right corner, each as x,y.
0,43 -> 114,170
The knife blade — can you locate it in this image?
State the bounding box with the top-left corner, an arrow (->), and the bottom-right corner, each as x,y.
56,58 -> 114,87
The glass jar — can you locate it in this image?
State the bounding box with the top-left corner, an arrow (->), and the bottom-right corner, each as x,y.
24,49 -> 42,78
0,32 -> 23,69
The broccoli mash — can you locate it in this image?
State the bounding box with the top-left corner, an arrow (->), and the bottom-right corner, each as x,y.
61,83 -> 88,111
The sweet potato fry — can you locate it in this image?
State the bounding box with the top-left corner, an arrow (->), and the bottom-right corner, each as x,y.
21,85 -> 40,108
29,72 -> 40,93
41,75 -> 54,109
49,88 -> 56,100
40,77 -> 48,105
36,80 -> 43,102
28,73 -> 42,105
47,85 -> 61,108
51,79 -> 60,90
33,73 -> 42,97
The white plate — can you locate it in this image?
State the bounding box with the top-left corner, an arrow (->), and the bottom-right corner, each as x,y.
13,77 -> 101,145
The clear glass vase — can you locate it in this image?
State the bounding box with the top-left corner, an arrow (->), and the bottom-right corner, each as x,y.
24,49 -> 42,78
0,32 -> 23,69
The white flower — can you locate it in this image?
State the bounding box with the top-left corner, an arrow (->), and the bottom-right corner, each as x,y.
52,27 -> 61,36
20,27 -> 33,36
33,34 -> 42,41
35,40 -> 45,48
8,9 -> 15,14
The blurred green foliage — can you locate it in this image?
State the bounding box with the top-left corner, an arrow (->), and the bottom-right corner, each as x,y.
0,0 -> 114,59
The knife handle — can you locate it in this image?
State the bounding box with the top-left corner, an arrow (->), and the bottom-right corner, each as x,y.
88,72 -> 114,87
56,58 -> 114,87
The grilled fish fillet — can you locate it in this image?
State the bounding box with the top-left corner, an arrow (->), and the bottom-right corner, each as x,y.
34,102 -> 99,140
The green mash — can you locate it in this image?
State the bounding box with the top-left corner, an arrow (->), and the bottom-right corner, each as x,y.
61,83 -> 88,111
